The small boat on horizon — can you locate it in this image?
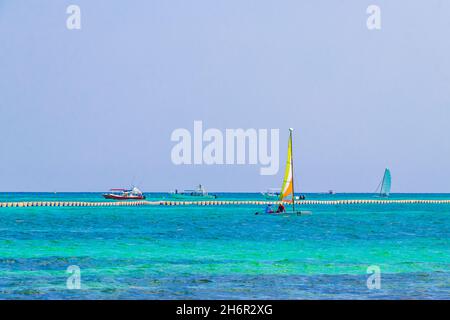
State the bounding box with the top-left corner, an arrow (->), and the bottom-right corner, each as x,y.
262,188 -> 304,200
169,184 -> 217,200
261,188 -> 281,200
103,187 -> 146,200
375,168 -> 391,197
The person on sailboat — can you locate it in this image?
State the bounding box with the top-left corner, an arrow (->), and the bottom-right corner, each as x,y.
276,203 -> 286,213
265,204 -> 274,214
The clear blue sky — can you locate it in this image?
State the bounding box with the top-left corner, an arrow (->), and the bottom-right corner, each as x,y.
1,1 -> 450,192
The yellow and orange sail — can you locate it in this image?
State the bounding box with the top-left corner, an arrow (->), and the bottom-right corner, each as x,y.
280,129 -> 294,202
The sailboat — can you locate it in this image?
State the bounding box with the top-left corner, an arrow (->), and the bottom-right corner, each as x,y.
376,168 -> 391,197
169,184 -> 217,200
277,128 -> 311,215
261,188 -> 281,200
103,187 -> 146,200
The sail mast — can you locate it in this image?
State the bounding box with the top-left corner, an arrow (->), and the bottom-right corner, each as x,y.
379,170 -> 386,196
289,128 -> 295,212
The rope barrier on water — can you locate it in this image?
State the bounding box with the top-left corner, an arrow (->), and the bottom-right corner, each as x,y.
1,199 -> 450,208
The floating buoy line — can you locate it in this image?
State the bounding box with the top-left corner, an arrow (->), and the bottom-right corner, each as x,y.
1,199 -> 450,208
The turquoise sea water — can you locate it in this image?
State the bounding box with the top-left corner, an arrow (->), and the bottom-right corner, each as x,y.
0,193 -> 449,299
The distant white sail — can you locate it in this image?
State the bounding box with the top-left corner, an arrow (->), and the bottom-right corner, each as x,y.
380,168 -> 391,197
